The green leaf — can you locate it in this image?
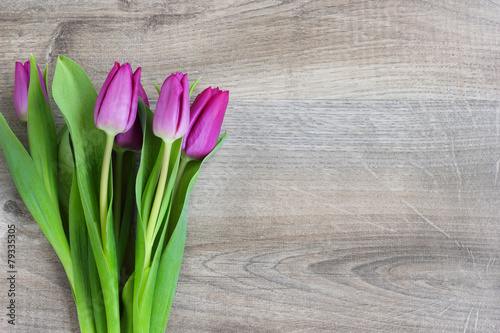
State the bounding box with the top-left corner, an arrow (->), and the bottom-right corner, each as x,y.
150,134 -> 227,333
121,273 -> 135,333
52,55 -> 104,233
153,82 -> 161,95
43,64 -> 48,87
0,113 -> 73,288
88,245 -> 107,333
136,101 -> 163,222
52,55 -> 120,333
27,54 -> 59,212
133,101 -> 163,333
57,125 -> 73,241
69,169 -> 96,333
189,77 -> 201,98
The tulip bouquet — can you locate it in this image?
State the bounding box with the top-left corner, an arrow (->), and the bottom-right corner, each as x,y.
0,55 -> 228,333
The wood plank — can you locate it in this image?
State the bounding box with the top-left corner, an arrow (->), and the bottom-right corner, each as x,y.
0,0 -> 499,100
1,100 -> 498,331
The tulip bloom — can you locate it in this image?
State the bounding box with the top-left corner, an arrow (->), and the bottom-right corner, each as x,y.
184,89 -> 229,160
114,83 -> 148,152
94,62 -> 141,136
14,60 -> 49,121
152,72 -> 189,142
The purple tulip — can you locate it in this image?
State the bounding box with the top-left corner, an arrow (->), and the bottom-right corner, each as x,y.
152,72 -> 189,142
94,62 -> 141,136
184,89 -> 229,160
114,80 -> 148,151
14,60 -> 49,122
181,86 -> 219,151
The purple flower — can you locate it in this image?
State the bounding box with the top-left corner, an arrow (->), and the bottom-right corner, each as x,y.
94,62 -> 141,136
184,89 -> 229,160
14,60 -> 49,122
114,80 -> 148,151
152,72 -> 189,142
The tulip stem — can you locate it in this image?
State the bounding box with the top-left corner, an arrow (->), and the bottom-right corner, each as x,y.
144,141 -> 172,268
100,134 -> 115,250
113,150 -> 124,243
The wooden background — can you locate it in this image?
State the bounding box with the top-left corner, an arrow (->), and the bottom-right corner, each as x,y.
1,0 -> 499,332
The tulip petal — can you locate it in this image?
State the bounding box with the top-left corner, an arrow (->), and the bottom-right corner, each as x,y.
94,62 -> 120,125
124,67 -> 141,132
96,63 -> 133,134
185,91 -> 229,159
14,62 -> 29,121
176,73 -> 190,137
181,86 -> 218,150
153,74 -> 183,141
24,61 -> 30,76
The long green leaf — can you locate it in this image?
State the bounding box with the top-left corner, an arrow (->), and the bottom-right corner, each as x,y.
121,273 -> 135,333
189,77 -> 201,97
88,245 -> 107,333
150,134 -> 227,333
69,169 -> 96,333
57,125 -> 73,241
0,114 -> 73,288
27,54 -> 59,212
133,101 -> 162,333
52,55 -> 119,333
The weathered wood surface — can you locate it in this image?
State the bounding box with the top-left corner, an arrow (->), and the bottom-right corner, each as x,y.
1,1 -> 499,332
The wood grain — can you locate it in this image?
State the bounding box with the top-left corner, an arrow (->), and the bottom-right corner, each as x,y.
1,0 -> 500,332
1,1 -> 499,100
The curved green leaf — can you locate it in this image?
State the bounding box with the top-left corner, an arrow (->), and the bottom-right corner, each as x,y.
27,55 -> 59,212
53,55 -> 119,333
57,125 -> 73,240
0,114 -> 73,288
69,170 -> 96,333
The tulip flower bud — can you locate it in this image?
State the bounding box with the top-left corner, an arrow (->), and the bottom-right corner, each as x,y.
181,86 -> 219,151
14,60 -> 49,122
152,72 -> 189,142
184,90 -> 229,160
94,62 -> 141,136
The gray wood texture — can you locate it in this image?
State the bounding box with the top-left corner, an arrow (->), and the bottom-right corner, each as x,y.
1,1 -> 499,332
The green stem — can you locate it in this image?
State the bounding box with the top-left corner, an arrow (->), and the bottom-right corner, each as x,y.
144,141 -> 172,268
99,134 -> 115,250
113,150 -> 124,242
